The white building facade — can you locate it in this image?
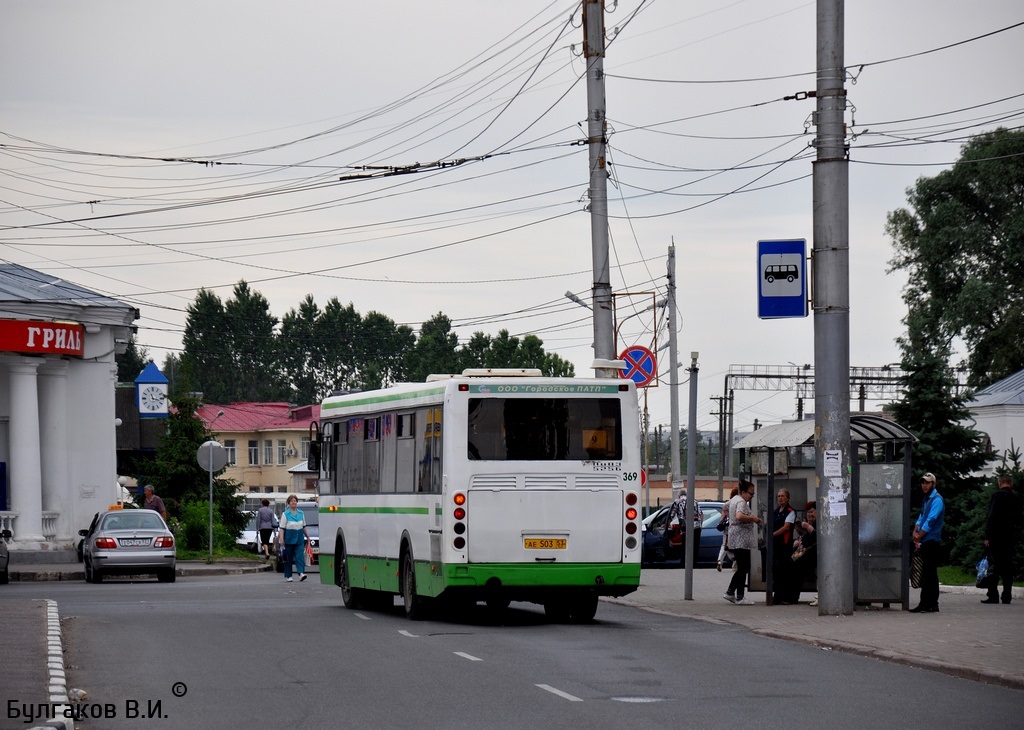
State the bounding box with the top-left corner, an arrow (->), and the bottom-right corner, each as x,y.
0,265 -> 136,550
966,369 -> 1024,477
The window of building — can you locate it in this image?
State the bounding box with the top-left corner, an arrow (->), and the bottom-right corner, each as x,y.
248,440 -> 259,466
277,439 -> 287,465
277,486 -> 287,493
264,439 -> 273,465
301,436 -> 310,460
224,439 -> 237,465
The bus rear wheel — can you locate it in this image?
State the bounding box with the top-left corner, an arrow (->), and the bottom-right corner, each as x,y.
569,594 -> 599,623
401,552 -> 427,620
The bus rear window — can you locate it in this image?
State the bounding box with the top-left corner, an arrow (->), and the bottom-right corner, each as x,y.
467,398 -> 622,461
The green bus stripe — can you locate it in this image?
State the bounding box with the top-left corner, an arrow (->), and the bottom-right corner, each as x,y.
321,386 -> 445,411
323,506 -> 431,515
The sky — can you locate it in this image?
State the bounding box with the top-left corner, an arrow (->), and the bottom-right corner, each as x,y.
2,0 -> 1022,438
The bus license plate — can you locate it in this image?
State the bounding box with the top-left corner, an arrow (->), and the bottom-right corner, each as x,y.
524,538 -> 566,550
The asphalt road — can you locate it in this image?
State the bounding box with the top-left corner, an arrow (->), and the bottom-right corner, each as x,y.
3,573 -> 1021,729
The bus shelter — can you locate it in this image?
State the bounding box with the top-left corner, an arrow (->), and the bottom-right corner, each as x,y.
732,415 -> 916,608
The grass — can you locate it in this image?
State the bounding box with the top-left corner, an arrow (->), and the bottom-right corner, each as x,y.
938,564 -> 1020,587
176,547 -> 262,562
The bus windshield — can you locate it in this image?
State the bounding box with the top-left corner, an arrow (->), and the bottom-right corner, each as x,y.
467,397 -> 622,461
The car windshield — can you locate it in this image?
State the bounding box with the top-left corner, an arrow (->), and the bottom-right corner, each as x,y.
300,506 -> 319,526
102,512 -> 164,531
245,515 -> 258,531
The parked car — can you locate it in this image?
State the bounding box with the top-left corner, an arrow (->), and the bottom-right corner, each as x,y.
236,513 -> 260,553
79,509 -> 177,583
642,501 -> 728,568
0,529 -> 11,584
275,502 -> 319,573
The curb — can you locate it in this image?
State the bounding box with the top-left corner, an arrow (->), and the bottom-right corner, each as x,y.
751,627 -> 1024,691
10,562 -> 272,582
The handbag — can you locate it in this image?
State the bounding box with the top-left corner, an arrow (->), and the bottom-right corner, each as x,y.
790,536 -> 806,561
910,552 -> 923,589
716,516 -> 729,532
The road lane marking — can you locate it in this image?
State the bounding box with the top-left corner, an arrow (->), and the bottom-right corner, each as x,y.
398,629 -> 419,638
354,613 -> 371,620
536,684 -> 582,702
453,652 -> 482,661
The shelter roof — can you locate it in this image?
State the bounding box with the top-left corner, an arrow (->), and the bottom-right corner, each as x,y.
732,414 -> 915,450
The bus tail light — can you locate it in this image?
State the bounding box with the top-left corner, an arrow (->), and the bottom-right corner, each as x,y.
625,507 -> 638,521
453,492 -> 467,550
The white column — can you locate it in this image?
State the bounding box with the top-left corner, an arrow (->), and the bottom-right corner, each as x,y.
9,359 -> 45,542
39,360 -> 70,540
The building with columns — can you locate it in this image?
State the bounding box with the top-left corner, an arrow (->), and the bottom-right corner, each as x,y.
0,264 -> 137,551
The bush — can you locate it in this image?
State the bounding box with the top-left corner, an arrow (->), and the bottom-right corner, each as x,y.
175,499 -> 236,552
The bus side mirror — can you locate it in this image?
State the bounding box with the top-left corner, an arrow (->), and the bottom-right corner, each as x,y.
308,440 -> 321,473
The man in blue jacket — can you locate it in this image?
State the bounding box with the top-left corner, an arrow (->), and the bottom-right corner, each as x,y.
911,472 -> 945,613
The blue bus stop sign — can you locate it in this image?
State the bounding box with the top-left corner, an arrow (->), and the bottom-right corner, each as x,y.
757,239 -> 808,318
620,345 -> 657,388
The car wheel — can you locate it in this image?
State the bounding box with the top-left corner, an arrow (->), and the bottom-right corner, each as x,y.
0,567 -> 8,585
85,559 -> 103,584
157,568 -> 176,583
401,549 -> 426,620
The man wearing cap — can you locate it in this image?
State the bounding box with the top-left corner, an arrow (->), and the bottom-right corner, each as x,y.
911,472 -> 944,613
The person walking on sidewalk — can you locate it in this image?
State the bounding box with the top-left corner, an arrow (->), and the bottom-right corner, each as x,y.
725,480 -> 763,605
278,495 -> 310,582
256,498 -> 278,561
717,487 -> 739,571
982,474 -> 1020,605
911,472 -> 944,613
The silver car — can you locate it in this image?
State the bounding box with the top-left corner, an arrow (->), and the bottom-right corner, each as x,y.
79,509 -> 176,583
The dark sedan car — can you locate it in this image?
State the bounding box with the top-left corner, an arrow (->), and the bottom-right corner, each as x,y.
642,501 -> 728,568
79,509 -> 176,583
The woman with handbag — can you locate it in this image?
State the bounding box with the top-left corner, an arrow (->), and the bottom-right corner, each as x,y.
278,495 -> 310,583
716,487 -> 738,571
793,501 -> 818,605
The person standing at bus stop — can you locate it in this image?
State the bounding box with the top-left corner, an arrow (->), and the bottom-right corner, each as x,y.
725,480 -> 762,605
911,472 -> 944,613
278,495 -> 310,582
982,474 -> 1020,605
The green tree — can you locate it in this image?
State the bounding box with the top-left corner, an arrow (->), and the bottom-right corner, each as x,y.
115,335 -> 148,383
137,393 -> 246,538
887,127 -> 1024,388
357,311 -> 414,390
280,294 -> 322,405
223,281 -> 289,401
405,312 -> 461,382
180,289 -> 233,402
890,311 -> 988,566
317,298 -> 363,395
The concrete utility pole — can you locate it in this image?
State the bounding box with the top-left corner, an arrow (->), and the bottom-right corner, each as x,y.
667,243 -> 681,500
813,0 -> 853,615
583,0 -> 615,376
684,352 -> 699,600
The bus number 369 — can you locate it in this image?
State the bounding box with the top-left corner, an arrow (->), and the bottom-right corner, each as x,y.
623,472 -> 639,482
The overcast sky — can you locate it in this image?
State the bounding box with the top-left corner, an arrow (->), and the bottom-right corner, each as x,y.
2,0 -> 1022,436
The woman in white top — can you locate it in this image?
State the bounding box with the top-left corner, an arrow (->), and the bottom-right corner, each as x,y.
725,480 -> 763,605
277,495 -> 310,582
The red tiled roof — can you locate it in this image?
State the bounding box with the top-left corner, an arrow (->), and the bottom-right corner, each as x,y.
196,402 -> 320,433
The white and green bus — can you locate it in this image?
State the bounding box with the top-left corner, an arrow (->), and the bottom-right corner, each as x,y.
312,369 -> 643,622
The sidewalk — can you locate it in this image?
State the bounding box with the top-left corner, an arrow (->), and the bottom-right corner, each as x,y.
606,568 -> 1024,690
7,558 -> 273,582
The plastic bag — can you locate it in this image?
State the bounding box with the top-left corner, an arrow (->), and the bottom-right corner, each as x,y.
976,556 -> 992,589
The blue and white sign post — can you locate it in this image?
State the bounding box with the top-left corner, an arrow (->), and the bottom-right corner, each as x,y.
757,239 -> 808,319
619,345 -> 657,388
